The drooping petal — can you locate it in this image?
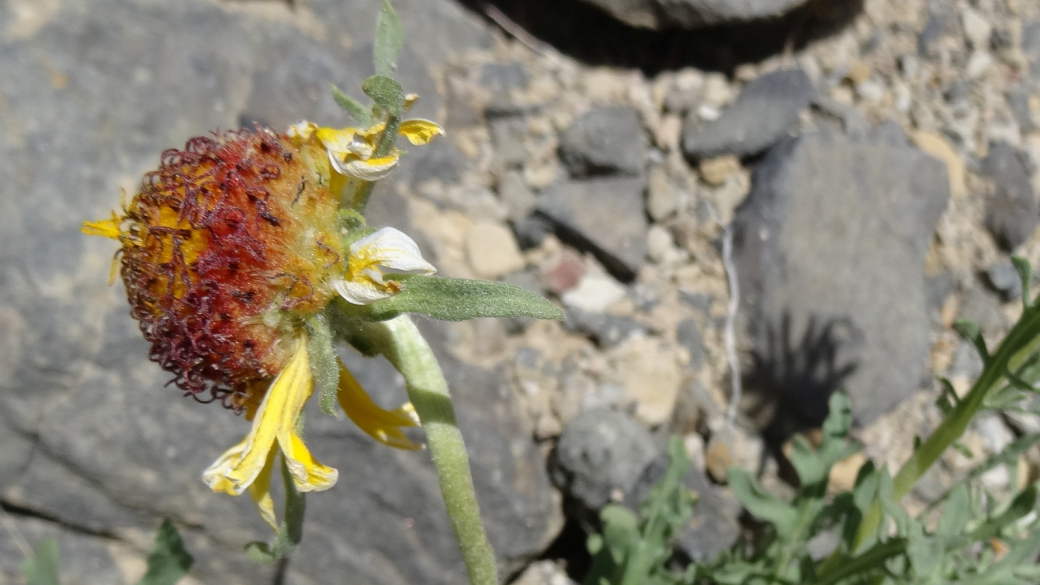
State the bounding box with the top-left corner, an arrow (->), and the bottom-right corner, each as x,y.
336,360 -> 422,450
398,119 -> 444,146
202,339 -> 338,498
339,152 -> 400,181
247,449 -> 279,531
403,94 -> 419,112
350,227 -> 437,275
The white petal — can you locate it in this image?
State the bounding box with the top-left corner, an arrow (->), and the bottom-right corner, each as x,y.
341,154 -> 399,181
333,278 -> 395,305
286,120 -> 316,140
351,227 -> 436,275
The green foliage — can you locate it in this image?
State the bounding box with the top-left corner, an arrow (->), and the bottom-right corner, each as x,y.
373,0 -> 404,77
137,519 -> 194,585
22,522 -> 194,585
246,457 -> 306,564
336,274 -> 564,322
330,84 -> 372,126
579,257 -> 1040,585
22,539 -> 60,585
306,313 -> 340,416
362,75 -> 405,119
584,437 -> 695,585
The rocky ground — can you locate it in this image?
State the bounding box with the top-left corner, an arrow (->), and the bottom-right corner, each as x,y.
3,0 -> 1040,583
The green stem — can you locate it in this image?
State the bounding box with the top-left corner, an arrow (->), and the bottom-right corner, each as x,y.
372,315 -> 498,585
847,308 -> 1040,553
350,116 -> 402,212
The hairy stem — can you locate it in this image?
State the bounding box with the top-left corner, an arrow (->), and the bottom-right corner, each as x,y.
372,315 -> 497,585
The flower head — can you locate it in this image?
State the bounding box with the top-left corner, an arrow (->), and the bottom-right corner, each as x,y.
84,122 -> 437,529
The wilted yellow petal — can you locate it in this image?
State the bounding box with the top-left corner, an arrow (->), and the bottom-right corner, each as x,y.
281,432 -> 339,492
247,449 -> 278,531
337,360 -> 422,450
403,94 -> 419,112
398,119 -> 444,146
341,152 -> 400,181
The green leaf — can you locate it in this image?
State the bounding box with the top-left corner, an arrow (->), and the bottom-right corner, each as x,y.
965,484 -> 1038,543
136,520 -> 194,585
341,275 -> 564,322
1012,255 -> 1033,309
362,75 -> 404,119
330,84 -> 372,126
936,483 -> 971,539
373,0 -> 404,77
246,457 -> 306,564
306,313 -> 340,416
22,539 -> 60,585
954,319 -> 991,362
727,467 -> 798,536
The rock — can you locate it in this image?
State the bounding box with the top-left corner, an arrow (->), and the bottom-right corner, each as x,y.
812,94 -> 871,136
678,290 -> 714,317
537,178 -> 648,281
514,214 -> 554,250
1008,88 -> 1034,133
925,272 -> 957,311
975,413 -> 1015,455
982,142 -> 1038,251
647,167 -> 683,221
559,106 -> 647,177
918,14 -> 950,56
606,336 -> 684,426
626,454 -> 741,563
984,261 -> 1023,301
561,271 -> 629,313
575,0 -> 811,29
478,62 -> 529,92
911,131 -> 967,199
965,51 -> 993,79
676,319 -> 707,371
499,170 -> 538,220
699,155 -> 741,186
734,127 -> 950,426
682,69 -> 815,161
512,560 -> 576,585
490,117 -> 529,169
0,0 -> 564,582
958,287 -> 1007,335
949,340 -> 985,380
465,220 -> 526,279
550,408 -> 659,511
961,6 -> 992,50
828,453 -> 867,494
565,308 -> 645,349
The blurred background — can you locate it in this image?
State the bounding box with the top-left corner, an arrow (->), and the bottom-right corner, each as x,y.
1,0 -> 1039,583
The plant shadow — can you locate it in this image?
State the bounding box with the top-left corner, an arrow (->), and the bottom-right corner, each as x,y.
742,312 -> 859,446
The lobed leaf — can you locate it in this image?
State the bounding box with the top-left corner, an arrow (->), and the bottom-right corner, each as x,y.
22,540 -> 60,585
373,0 -> 403,77
136,520 -> 194,585
330,84 -> 372,126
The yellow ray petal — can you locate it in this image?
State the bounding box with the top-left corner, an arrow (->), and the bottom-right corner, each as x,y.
81,212 -> 123,239
248,449 -> 279,531
280,432 -> 339,492
337,360 -> 422,450
398,119 -> 444,146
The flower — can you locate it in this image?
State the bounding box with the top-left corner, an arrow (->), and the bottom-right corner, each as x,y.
334,227 -> 436,304
83,124 -> 434,529
306,118 -> 443,181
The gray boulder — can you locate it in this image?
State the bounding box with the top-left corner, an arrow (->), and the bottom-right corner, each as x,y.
578,0 -> 812,29
982,142 -> 1038,251
683,69 -> 816,160
537,178 -> 649,281
0,0 -> 562,583
550,409 -> 659,511
559,106 -> 647,177
733,126 -> 950,426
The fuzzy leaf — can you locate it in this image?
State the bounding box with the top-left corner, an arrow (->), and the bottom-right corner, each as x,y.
306,314 -> 340,416
373,0 -> 403,77
362,75 -> 405,118
342,275 -> 564,322
22,540 -> 60,585
136,520 -> 194,585
330,84 -> 372,126
1012,255 -> 1033,309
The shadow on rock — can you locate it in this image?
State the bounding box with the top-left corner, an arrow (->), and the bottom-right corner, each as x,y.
743,312 -> 858,444
456,0 -> 864,74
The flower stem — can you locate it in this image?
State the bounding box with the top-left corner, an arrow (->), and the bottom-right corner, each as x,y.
374,315 -> 498,585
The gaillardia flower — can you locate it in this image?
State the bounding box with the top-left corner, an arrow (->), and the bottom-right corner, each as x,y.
84,119 -> 441,529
